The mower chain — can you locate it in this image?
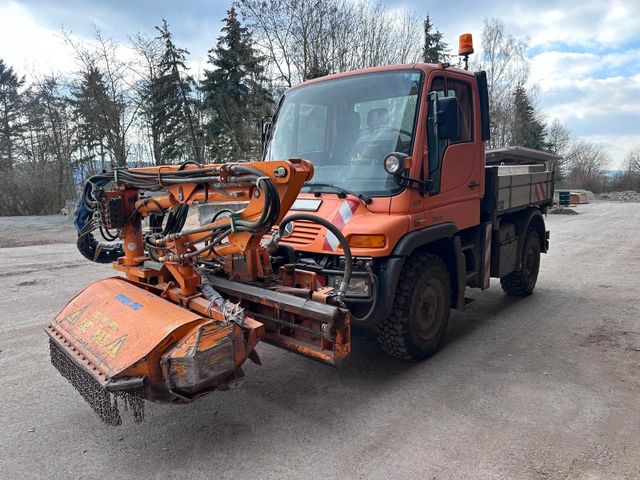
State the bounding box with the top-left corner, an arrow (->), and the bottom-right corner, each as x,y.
49,338 -> 144,425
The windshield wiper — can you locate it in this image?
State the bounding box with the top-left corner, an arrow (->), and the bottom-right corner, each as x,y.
303,182 -> 372,204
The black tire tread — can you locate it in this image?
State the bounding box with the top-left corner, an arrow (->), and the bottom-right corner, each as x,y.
377,253 -> 450,360
500,229 -> 540,297
499,271 -> 530,296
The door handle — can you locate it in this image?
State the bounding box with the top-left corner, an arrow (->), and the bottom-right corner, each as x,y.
468,181 -> 480,189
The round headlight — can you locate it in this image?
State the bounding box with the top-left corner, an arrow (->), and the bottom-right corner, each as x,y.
384,154 -> 402,174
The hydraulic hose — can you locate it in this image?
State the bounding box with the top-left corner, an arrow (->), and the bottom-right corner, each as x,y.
75,163 -> 281,264
74,188 -> 124,264
348,272 -> 379,322
277,213 -> 352,302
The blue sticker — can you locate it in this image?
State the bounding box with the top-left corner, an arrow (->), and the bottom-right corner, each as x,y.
115,293 -> 143,311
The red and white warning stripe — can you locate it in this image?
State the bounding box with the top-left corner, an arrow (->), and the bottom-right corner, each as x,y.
323,199 -> 359,252
534,182 -> 547,202
483,222 -> 492,289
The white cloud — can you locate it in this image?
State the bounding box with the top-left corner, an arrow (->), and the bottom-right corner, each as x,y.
511,0 -> 640,48
530,50 -> 640,90
0,2 -> 77,76
0,1 -> 144,82
547,75 -> 640,119
529,47 -> 640,168
580,134 -> 640,168
530,51 -> 599,90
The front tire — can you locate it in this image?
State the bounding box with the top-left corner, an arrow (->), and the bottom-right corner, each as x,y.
500,229 -> 540,296
377,253 -> 450,360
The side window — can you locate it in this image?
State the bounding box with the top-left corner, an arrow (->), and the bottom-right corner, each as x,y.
446,80 -> 473,143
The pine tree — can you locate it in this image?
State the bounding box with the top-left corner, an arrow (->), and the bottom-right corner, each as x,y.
423,15 -> 449,64
151,20 -> 202,164
71,66 -> 119,169
0,59 -> 24,172
201,7 -> 273,161
511,84 -> 546,150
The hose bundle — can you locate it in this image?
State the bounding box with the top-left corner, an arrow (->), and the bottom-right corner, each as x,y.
75,162 -> 281,265
75,177 -> 124,263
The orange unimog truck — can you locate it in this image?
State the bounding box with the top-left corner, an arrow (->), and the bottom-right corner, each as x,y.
261,42 -> 555,360
48,35 -> 555,424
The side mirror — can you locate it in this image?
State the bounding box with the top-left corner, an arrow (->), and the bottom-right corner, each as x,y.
260,117 -> 272,154
436,96 -> 459,140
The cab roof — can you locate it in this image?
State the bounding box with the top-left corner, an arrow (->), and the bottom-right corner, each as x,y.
290,63 -> 475,90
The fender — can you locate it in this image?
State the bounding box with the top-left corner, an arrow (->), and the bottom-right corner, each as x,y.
361,257 -> 405,327
392,222 -> 457,257
360,223 -> 461,327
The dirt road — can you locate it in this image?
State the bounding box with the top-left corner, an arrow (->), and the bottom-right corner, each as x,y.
1,201 -> 639,479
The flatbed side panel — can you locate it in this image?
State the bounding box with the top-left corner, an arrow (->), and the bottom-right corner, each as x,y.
489,166 -> 553,213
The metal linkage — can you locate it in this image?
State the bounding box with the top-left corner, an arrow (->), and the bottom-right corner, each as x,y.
247,310 -> 327,338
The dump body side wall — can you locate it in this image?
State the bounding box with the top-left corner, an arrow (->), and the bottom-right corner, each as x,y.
482,165 -> 554,221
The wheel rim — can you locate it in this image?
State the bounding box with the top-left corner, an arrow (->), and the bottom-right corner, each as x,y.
416,280 -> 443,341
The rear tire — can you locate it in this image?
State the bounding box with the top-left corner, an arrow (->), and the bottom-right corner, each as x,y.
500,229 -> 540,296
377,253 -> 450,360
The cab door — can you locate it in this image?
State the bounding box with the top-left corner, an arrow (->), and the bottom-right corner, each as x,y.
424,72 -> 482,230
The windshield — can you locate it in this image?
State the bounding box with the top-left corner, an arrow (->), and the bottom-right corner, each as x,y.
264,71 -> 422,196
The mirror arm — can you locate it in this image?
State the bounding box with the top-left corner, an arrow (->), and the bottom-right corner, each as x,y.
430,91 -> 440,160
260,116 -> 272,157
394,173 -> 432,196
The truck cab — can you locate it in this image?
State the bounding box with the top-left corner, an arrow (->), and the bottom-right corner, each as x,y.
265,64 -> 486,233
263,63 -> 554,359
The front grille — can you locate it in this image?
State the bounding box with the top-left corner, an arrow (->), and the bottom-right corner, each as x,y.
282,220 -> 322,246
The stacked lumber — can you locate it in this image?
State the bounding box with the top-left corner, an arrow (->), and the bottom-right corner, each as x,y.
570,192 -> 590,204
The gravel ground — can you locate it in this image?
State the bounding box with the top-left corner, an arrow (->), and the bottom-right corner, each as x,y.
1,201 -> 640,479
0,208 -> 201,248
0,215 -> 76,247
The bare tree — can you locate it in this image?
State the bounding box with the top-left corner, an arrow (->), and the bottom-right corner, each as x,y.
475,18 -> 530,148
610,148 -> 640,191
237,0 -> 423,87
8,75 -> 78,214
545,119 -> 572,178
65,27 -> 143,167
626,148 -> 640,176
564,140 -> 610,192
130,32 -> 164,164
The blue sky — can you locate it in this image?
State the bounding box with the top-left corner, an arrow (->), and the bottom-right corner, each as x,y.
1,0 -> 638,167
